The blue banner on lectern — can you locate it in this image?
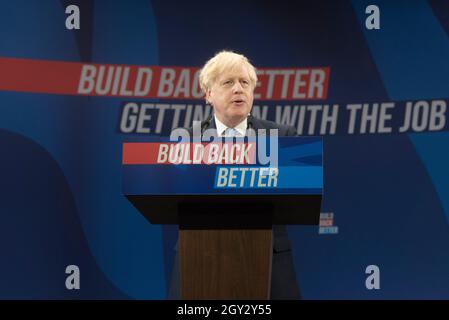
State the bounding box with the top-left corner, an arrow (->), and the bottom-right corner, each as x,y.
122,137 -> 322,195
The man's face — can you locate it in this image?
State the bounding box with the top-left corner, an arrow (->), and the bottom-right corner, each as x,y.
206,65 -> 254,127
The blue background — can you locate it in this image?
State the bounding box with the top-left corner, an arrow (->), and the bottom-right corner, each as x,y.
1,0 -> 449,299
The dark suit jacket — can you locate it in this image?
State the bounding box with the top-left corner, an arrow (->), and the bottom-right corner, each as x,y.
168,115 -> 301,300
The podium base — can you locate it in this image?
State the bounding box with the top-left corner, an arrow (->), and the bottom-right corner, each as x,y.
179,228 -> 272,300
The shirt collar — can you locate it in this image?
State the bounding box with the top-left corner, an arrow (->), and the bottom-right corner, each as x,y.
214,115 -> 247,137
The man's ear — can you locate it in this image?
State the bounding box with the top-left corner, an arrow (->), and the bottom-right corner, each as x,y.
205,89 -> 211,104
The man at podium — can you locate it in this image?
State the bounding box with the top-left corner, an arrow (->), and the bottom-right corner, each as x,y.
169,50 -> 301,299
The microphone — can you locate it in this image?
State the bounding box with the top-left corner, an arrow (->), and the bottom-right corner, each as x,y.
246,113 -> 256,137
201,114 -> 214,134
246,113 -> 254,130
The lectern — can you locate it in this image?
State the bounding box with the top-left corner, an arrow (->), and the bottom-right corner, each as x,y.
123,137 -> 323,299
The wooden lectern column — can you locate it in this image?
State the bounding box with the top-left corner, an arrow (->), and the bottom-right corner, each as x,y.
179,229 -> 273,300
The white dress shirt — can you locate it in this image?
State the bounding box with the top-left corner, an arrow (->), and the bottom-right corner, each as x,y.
214,115 -> 247,137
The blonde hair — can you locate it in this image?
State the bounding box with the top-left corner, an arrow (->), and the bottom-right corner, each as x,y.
199,50 -> 258,93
